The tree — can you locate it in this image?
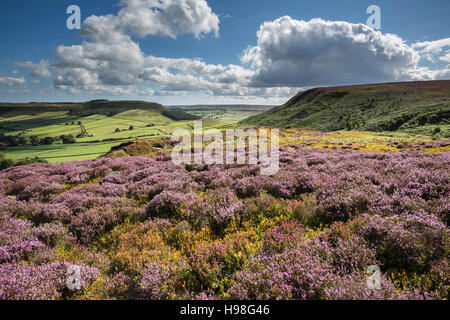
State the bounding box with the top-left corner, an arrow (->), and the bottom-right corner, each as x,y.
129,125 -> 135,131
30,136 -> 39,146
62,135 -> 76,144
18,136 -> 27,145
4,135 -> 19,147
115,128 -> 121,133
40,137 -> 55,145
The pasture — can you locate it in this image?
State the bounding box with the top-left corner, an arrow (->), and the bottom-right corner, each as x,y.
0,107 -> 234,163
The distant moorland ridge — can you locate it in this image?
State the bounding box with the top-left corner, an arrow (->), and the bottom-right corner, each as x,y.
0,100 -> 199,121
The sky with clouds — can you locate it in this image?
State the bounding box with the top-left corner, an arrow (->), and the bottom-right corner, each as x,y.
0,0 -> 449,105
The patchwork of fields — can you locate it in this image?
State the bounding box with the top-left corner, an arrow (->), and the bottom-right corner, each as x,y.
0,105 -> 234,163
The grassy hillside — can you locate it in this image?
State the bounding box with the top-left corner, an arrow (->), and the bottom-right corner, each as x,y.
0,100 -> 198,120
0,100 -> 202,162
241,80 -> 450,136
169,105 -> 274,122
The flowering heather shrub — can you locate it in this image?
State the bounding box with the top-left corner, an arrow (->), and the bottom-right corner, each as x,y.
262,220 -> 306,254
103,272 -> 134,299
17,180 -> 65,202
0,240 -> 45,263
324,272 -> 426,300
356,211 -> 449,272
315,182 -> 379,225
100,174 -> 126,185
138,262 -> 187,300
146,191 -> 187,219
327,237 -> 377,276
373,192 -> 428,216
193,289 -> 216,300
0,195 -> 40,220
231,236 -> 423,300
95,182 -> 128,197
128,171 -> 195,201
44,188 -> 139,244
230,239 -> 336,300
185,188 -> 243,233
32,222 -> 71,247
69,208 -> 128,244
0,215 -> 34,245
0,262 -> 99,300
0,215 -> 47,263
186,230 -> 260,292
51,192 -> 110,214
425,259 -> 450,299
88,272 -> 134,300
31,203 -> 73,224
267,171 -> 315,198
233,176 -> 267,198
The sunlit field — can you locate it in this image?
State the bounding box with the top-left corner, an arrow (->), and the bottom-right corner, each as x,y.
0,107 -> 232,163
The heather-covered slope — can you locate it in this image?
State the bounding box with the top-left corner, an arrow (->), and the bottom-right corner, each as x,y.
0,146 -> 448,300
242,80 -> 450,136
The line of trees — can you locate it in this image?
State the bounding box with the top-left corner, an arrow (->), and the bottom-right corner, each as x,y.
114,125 -> 135,133
0,133 -> 77,149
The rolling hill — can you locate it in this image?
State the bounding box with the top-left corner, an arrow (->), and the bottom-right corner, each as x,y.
0,100 -> 201,162
168,104 -> 274,122
241,80 -> 450,136
0,100 -> 199,120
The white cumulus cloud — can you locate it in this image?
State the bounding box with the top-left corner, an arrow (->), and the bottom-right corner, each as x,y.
241,17 -> 421,87
48,10 -> 449,101
14,60 -> 52,78
117,0 -> 219,39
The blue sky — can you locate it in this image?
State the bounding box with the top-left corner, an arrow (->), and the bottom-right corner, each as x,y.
0,0 -> 449,104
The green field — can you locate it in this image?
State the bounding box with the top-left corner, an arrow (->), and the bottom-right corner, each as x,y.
168,105 -> 274,123
2,141 -> 124,162
0,101 -> 241,163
